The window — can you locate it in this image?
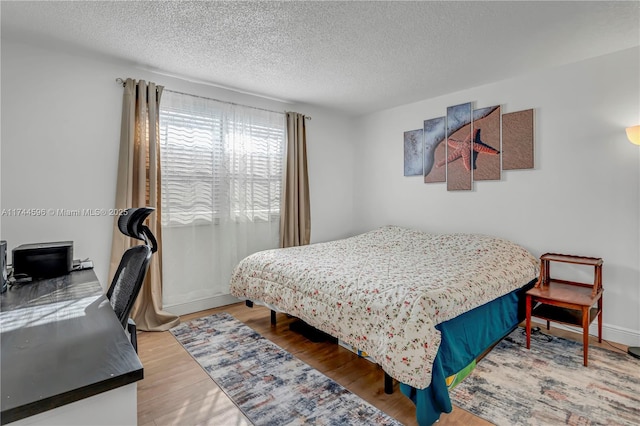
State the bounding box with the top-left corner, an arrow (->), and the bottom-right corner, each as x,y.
159,91 -> 285,227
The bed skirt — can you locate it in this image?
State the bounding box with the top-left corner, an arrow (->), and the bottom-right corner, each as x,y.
400,279 -> 536,425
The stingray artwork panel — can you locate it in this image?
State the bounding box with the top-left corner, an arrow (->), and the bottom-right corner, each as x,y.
403,102 -> 534,191
423,117 -> 446,183
404,129 -> 424,176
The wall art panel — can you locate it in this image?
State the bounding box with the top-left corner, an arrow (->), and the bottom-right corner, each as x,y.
404,129 -> 423,176
502,109 -> 534,170
444,102 -> 472,191
472,106 -> 501,181
423,116 -> 446,183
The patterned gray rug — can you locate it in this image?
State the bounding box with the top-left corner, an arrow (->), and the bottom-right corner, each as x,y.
450,328 -> 640,426
171,313 -> 401,426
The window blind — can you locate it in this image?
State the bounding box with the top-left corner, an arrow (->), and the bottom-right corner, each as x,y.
159,91 -> 285,227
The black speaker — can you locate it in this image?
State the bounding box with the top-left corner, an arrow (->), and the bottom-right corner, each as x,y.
1,240 -> 7,293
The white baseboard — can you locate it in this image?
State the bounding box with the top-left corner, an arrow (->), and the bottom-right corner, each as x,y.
164,294 -> 241,317
530,318 -> 640,347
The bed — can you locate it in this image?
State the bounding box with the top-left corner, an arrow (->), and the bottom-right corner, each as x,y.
229,225 -> 539,425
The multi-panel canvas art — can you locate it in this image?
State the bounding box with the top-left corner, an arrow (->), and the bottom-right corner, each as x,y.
404,102 -> 533,191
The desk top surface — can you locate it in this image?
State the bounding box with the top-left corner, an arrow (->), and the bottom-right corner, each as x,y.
0,269 -> 143,424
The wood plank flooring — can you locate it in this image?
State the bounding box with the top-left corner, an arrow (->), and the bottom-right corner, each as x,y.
137,303 -> 628,426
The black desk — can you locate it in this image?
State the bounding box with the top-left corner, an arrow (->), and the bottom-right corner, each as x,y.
0,269 -> 143,425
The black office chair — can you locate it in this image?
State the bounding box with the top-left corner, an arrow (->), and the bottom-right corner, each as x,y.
106,207 -> 158,352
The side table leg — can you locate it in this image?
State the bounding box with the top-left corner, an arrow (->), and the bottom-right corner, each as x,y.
526,294 -> 532,349
582,307 -> 589,367
598,296 -> 603,343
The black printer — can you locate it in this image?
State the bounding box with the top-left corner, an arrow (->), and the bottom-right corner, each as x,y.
12,241 -> 73,279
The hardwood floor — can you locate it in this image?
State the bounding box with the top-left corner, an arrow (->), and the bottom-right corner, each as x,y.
137,303 -> 628,426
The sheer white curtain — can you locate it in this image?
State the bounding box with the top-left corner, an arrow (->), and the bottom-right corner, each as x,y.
159,90 -> 285,312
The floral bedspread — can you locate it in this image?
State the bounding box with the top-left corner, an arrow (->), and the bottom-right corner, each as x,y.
229,226 -> 538,389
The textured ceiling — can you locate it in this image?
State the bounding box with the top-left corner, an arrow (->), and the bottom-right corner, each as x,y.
2,1 -> 639,116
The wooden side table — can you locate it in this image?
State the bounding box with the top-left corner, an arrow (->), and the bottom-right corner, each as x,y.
525,253 -> 603,366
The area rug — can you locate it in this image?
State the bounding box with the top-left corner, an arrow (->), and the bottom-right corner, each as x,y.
450,328 -> 640,426
170,313 -> 401,426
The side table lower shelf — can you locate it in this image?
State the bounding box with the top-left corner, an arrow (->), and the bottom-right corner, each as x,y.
531,304 -> 599,328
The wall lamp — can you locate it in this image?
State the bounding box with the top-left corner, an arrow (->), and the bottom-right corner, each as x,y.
627,122 -> 640,358
627,124 -> 640,360
626,125 -> 640,145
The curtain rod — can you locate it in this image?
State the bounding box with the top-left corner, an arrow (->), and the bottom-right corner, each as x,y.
115,78 -> 311,120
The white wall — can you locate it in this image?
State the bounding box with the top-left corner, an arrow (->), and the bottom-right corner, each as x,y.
353,47 -> 640,346
0,38 -> 355,291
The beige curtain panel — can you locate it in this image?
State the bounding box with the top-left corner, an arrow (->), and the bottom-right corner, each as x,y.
280,112 -> 311,248
109,78 -> 179,331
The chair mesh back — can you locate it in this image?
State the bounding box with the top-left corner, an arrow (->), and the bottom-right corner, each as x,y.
108,207 -> 157,331
108,245 -> 151,328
